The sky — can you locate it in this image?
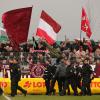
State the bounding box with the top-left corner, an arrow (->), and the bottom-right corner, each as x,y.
0,0 -> 100,41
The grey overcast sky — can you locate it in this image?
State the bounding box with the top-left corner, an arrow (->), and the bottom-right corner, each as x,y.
0,0 -> 100,41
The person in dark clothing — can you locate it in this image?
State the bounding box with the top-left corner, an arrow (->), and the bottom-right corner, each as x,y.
49,64 -> 57,95
81,58 -> 93,96
0,43 -> 7,52
43,60 -> 53,95
71,40 -> 80,51
75,63 -> 82,95
55,58 -> 68,96
68,62 -> 78,96
22,43 -> 29,52
49,58 -> 62,95
9,59 -> 27,97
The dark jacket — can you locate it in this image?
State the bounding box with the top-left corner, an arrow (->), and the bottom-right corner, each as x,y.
75,66 -> 82,79
43,64 -> 52,80
82,64 -> 93,83
55,63 -> 67,78
10,63 -> 21,82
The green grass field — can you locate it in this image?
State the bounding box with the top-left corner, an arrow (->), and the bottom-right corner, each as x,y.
1,95 -> 100,100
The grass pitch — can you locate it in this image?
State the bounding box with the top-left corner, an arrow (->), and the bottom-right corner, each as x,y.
0,95 -> 100,100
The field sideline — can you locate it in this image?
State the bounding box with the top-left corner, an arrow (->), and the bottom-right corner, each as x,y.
1,95 -> 100,100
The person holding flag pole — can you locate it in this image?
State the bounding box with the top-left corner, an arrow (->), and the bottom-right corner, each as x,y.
1,6 -> 33,97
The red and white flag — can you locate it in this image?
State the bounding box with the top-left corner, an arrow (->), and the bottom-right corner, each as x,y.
2,7 -> 32,50
36,10 -> 61,45
81,7 -> 92,38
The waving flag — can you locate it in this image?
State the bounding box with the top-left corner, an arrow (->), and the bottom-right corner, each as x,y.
36,10 -> 61,45
2,7 -> 32,50
81,7 -> 92,38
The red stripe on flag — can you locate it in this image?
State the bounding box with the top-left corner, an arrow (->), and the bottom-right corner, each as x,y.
37,28 -> 55,45
41,10 -> 61,33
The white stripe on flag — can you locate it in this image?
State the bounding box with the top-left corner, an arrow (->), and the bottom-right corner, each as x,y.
38,18 -> 57,41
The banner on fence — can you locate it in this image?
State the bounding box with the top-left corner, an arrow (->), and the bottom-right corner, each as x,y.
0,78 -> 100,94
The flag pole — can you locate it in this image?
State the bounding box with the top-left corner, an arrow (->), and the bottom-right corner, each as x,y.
80,30 -> 82,42
79,7 -> 82,53
79,30 -> 82,52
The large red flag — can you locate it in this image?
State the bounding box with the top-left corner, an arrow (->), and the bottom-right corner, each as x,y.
2,7 -> 32,50
36,10 -> 61,45
81,7 -> 92,38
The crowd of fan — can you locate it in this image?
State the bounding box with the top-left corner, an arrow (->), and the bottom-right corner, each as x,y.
0,37 -> 100,64
0,37 -> 100,78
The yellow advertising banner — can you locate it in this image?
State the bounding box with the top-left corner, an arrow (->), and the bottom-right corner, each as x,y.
0,78 -> 100,94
